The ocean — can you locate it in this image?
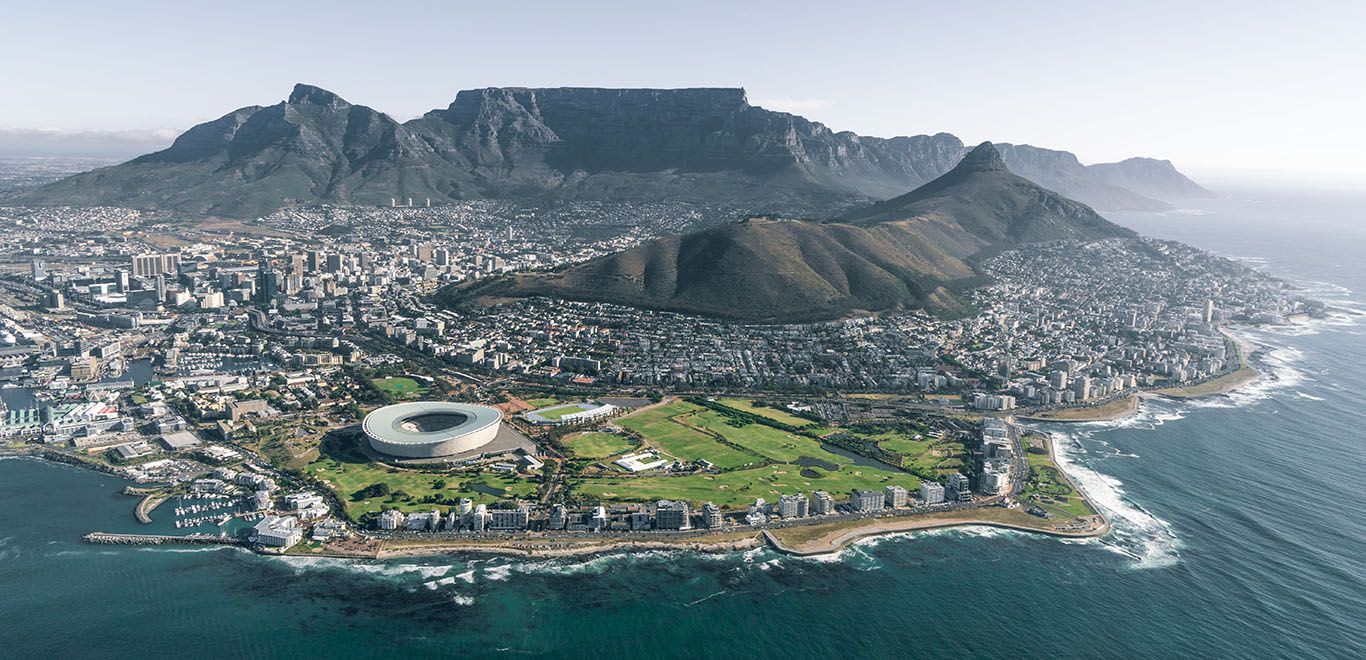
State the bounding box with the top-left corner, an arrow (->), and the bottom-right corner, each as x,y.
1,185 -> 1364,659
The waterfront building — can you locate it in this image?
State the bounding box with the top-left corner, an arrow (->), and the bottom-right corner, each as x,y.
979,465 -> 1011,496
468,504 -> 490,532
920,481 -> 946,505
378,509 -> 405,530
852,489 -> 885,513
885,485 -> 909,508
549,504 -> 568,530
489,506 -> 528,531
702,502 -> 723,529
655,500 -> 692,530
253,515 -> 303,548
629,511 -> 652,531
812,491 -> 834,515
778,493 -> 809,519
588,506 -> 608,531
948,473 -> 973,502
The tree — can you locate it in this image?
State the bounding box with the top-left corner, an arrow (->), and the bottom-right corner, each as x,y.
355,482 -> 391,500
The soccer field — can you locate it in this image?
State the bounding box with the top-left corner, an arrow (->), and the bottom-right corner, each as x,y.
372,376 -> 426,398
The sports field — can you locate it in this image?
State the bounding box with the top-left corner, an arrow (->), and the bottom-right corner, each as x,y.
532,402 -> 596,421
714,398 -> 815,427
563,431 -> 637,460
372,376 -> 426,398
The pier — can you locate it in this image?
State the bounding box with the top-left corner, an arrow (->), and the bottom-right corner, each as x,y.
82,532 -> 247,547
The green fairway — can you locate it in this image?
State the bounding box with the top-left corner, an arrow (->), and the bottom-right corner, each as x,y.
308,436 -> 535,517
564,431 -> 637,460
372,376 -> 426,398
575,463 -> 918,510
688,409 -> 837,464
714,398 -> 815,427
617,401 -> 761,469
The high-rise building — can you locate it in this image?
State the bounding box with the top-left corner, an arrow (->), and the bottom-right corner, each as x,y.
1204,299 -> 1215,324
131,253 -> 180,278
256,266 -> 280,304
548,504 -> 568,530
885,485 -> 910,508
654,500 -> 692,530
701,502 -> 723,529
812,491 -> 834,515
30,259 -> 45,282
778,493 -> 809,519
852,489 -> 885,512
920,481 -> 946,505
489,506 -> 530,531
948,473 -> 973,502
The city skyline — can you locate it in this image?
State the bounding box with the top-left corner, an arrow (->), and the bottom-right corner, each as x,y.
2,1 -> 1365,185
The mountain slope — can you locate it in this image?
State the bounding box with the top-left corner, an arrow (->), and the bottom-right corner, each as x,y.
13,85 -> 1205,217
842,142 -> 1136,247
22,85 -> 454,216
452,143 -> 1134,323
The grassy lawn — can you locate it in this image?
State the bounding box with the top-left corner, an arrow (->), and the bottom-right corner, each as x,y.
848,427 -> 966,475
564,431 -> 637,460
307,435 -> 535,517
1020,447 -> 1095,519
574,462 -> 918,510
523,397 -> 561,408
617,400 -> 760,469
714,398 -> 815,427
372,376 -> 427,399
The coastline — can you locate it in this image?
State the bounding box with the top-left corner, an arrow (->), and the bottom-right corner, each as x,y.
30,326 -> 1280,563
1020,326 -> 1264,423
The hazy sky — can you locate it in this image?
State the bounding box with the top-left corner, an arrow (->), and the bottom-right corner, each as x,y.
3,0 -> 1363,183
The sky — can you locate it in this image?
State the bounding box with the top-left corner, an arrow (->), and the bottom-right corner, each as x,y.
2,0 -> 1364,185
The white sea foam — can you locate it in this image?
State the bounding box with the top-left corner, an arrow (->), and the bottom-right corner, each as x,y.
483,563 -> 512,581
451,595 -> 475,606
1048,427 -> 1182,569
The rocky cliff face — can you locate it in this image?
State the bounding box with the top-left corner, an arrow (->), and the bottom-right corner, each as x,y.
15,84 -> 1207,217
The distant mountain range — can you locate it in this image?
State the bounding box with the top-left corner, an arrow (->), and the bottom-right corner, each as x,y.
449,143 -> 1136,323
12,84 -> 1209,217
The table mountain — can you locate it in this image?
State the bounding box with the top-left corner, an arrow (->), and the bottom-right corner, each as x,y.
450,143 -> 1134,323
13,84 -> 1203,217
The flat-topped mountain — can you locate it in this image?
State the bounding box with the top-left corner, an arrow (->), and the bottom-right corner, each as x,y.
450,143 -> 1135,323
14,84 -> 1205,217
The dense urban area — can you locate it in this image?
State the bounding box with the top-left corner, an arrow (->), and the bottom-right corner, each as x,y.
0,184 -> 1321,554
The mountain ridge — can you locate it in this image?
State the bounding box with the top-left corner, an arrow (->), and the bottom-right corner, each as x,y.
449,143 -> 1136,323
12,84 -> 1207,217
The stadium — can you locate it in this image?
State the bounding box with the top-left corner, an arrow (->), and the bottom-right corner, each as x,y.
523,400 -> 617,426
362,402 -> 503,459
